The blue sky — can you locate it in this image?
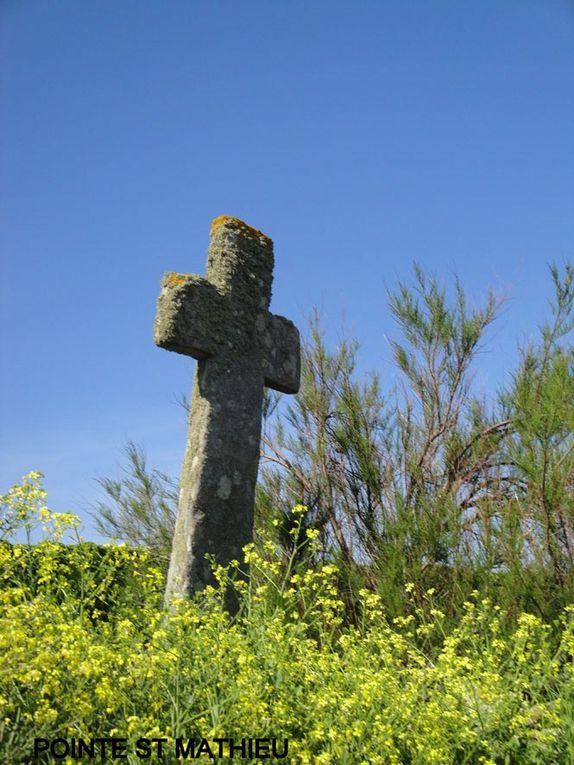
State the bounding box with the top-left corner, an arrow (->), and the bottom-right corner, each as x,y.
1,0 -> 573,538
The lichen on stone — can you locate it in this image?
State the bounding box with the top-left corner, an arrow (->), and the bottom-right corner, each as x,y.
166,272 -> 191,288
210,215 -> 272,244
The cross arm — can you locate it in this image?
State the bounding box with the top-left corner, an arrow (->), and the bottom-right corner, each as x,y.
154,272 -> 224,359
261,313 -> 301,394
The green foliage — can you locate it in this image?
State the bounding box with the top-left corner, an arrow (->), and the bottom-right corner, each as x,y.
388,264 -> 498,424
1,476 -> 574,764
500,264 -> 574,596
259,264 -> 574,624
93,442 -> 177,564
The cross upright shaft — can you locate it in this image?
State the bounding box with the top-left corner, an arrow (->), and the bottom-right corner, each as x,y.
154,216 -> 300,605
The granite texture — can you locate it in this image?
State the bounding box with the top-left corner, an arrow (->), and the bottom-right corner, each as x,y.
155,216 -> 300,609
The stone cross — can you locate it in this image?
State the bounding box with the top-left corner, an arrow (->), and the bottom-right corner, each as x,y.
154,215 -> 300,607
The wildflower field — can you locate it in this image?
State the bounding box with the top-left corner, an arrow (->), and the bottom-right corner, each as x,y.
1,474 -> 573,764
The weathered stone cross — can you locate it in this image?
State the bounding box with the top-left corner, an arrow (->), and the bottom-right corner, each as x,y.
154,216 -> 300,606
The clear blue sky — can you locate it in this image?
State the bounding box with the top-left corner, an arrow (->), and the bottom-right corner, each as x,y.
1,1 -> 572,538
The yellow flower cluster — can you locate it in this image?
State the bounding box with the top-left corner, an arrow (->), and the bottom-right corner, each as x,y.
0,476 -> 573,763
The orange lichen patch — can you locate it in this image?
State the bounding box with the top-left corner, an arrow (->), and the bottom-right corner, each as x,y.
210,215 -> 272,243
166,272 -> 190,288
